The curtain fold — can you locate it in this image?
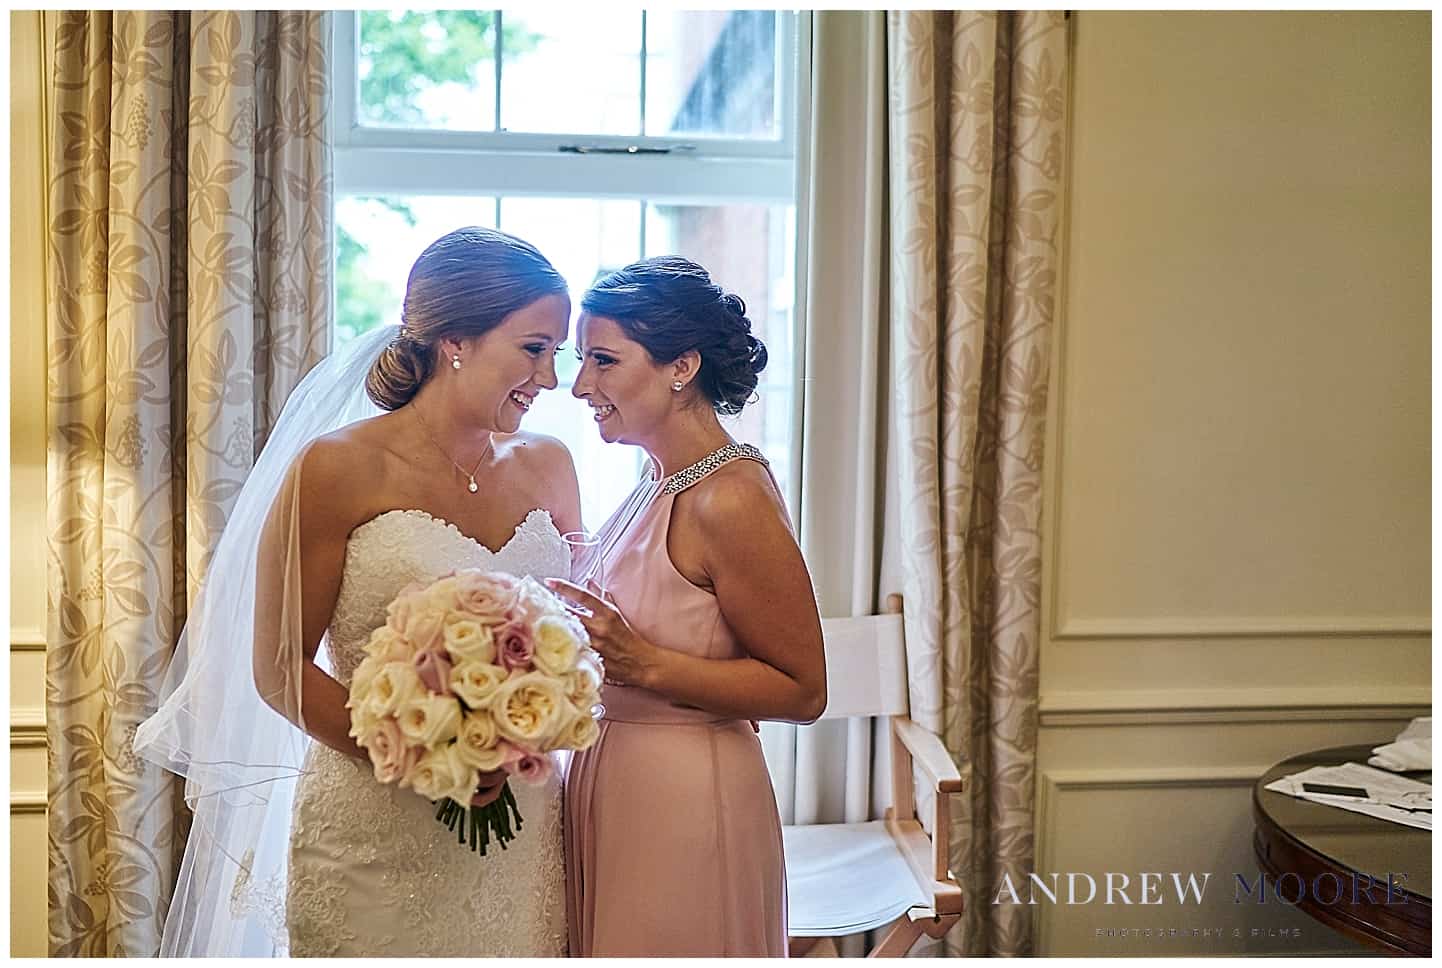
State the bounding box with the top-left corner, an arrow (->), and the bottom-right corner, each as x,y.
44,11 -> 331,956
885,10 -> 1067,956
791,9 -> 1066,957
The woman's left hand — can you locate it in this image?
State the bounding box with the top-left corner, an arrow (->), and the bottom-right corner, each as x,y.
545,578 -> 659,688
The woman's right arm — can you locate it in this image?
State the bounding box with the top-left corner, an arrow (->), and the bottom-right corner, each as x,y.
253,439 -> 367,760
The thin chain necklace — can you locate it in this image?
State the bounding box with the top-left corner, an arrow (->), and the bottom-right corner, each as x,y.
411,403 -> 493,494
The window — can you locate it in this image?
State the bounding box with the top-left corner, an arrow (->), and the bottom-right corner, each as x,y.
332,10 -> 806,528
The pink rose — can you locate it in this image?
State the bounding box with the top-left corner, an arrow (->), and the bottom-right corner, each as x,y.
451,571 -> 518,626
497,622 -> 535,672
504,749 -> 553,786
367,717 -> 422,785
412,648 -> 454,695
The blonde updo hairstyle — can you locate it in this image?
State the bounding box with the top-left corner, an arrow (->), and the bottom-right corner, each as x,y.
365,227 -> 569,411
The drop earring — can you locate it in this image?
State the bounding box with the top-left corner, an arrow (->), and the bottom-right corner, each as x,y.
451,354 -> 462,370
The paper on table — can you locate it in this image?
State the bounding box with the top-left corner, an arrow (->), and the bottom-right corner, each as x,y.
1370,716 -> 1431,772
1264,762 -> 1432,832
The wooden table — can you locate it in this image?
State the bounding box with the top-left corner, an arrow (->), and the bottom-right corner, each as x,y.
1253,744 -> 1431,956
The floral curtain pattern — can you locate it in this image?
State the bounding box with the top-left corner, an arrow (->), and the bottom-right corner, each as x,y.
45,11 -> 330,956
887,10 -> 1068,955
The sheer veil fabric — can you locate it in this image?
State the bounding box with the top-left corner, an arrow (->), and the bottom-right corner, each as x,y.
133,326 -> 392,955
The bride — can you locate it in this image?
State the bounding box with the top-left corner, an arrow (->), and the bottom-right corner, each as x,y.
135,227 -> 580,956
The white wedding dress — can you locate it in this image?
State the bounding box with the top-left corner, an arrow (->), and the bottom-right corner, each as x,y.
285,507 -> 571,957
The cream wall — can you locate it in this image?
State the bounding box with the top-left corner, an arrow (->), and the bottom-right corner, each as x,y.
11,9 -> 50,958
1036,11 -> 1430,956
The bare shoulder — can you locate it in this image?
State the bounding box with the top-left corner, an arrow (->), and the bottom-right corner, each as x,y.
294,415 -> 405,523
684,458 -> 788,538
496,430 -> 577,477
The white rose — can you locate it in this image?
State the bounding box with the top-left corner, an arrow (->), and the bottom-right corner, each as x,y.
443,619 -> 497,665
363,662 -> 424,719
450,660 -> 508,709
454,712 -> 509,772
396,692 -> 462,748
531,616 -> 581,677
491,671 -> 567,746
407,742 -> 475,802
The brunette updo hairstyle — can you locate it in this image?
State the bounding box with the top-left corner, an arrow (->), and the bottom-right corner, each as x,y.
365,227 -> 568,411
580,256 -> 767,416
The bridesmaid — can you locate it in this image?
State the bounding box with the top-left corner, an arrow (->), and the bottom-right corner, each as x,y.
550,256 -> 826,957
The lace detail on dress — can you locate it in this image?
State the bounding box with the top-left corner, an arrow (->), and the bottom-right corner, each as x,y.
286,509 -> 569,957
325,508 -> 567,685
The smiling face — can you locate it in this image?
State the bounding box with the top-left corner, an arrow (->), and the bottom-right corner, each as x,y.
442,293 -> 571,433
570,313 -> 682,445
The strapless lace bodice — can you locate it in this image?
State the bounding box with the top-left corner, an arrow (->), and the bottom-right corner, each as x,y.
326,507 -> 570,683
286,507 -> 571,957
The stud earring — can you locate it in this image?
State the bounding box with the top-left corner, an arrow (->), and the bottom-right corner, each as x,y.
671,380 -> 684,392
451,354 -> 462,370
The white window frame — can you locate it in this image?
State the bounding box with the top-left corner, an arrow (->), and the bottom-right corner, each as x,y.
332,10 -> 803,204
330,10 -> 812,513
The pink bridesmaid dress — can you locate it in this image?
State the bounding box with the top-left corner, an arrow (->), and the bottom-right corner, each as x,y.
564,445 -> 787,957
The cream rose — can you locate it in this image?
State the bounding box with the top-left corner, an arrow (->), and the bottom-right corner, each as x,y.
563,703 -> 601,751
453,712 -> 510,772
398,603 -> 449,655
363,662 -> 424,719
406,742 -> 475,802
396,692 -> 462,748
443,618 -> 496,665
565,657 -> 603,705
531,616 -> 582,677
490,671 -> 567,746
349,653 -> 383,702
363,625 -> 407,662
383,581 -> 428,633
348,699 -> 382,745
450,660 -> 508,709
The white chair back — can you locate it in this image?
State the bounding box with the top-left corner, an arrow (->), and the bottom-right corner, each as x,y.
817,612 -> 909,719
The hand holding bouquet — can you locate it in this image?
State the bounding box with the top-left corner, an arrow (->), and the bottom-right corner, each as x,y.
346,570 -> 604,856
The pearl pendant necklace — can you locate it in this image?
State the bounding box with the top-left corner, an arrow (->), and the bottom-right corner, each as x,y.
412,404 -> 492,495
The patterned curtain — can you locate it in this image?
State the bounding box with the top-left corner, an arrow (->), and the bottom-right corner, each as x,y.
44,11 -> 331,956
887,11 -> 1068,956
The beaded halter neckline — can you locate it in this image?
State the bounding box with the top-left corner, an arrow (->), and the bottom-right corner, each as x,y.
656,442 -> 768,496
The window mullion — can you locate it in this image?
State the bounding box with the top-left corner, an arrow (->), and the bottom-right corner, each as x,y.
638,11 -> 648,137
493,10 -> 504,132
638,199 -> 647,258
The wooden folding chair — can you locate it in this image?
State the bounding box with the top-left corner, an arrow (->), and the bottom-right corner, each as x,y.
784,595 -> 965,957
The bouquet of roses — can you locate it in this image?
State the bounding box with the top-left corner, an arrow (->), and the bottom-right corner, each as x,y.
346,570 -> 603,856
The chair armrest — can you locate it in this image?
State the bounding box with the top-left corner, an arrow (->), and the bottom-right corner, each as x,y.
893,716 -> 964,794
883,816 -> 965,916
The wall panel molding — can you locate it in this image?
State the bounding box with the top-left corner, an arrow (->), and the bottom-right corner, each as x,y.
11,707 -> 46,748
1034,766 -> 1264,949
11,792 -> 46,815
1054,615 -> 1430,641
11,627 -> 46,651
1039,688 -> 1430,727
